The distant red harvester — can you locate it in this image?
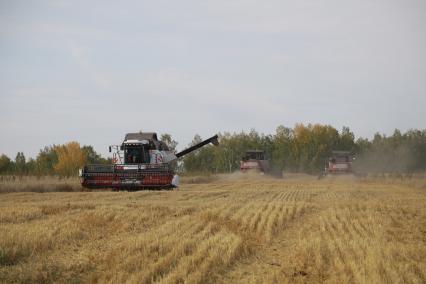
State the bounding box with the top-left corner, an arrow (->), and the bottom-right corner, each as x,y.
240,150 -> 270,174
323,151 -> 354,176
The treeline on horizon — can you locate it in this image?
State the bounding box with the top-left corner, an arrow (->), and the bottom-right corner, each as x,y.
0,142 -> 110,177
183,124 -> 426,174
0,124 -> 425,177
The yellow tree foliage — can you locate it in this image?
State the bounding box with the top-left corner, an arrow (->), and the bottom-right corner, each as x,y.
54,142 -> 86,177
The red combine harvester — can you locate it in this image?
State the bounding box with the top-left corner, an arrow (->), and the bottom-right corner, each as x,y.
322,151 -> 354,176
79,132 -> 219,190
240,150 -> 270,174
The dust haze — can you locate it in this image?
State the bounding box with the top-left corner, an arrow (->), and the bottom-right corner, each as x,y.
353,144 -> 415,174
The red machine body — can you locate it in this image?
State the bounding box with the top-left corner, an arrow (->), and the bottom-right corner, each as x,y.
240,150 -> 270,174
324,151 -> 353,175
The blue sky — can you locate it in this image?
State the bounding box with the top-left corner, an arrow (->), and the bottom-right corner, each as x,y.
1,0 -> 425,159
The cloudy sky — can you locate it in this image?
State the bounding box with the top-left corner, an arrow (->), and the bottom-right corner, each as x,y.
1,0 -> 425,158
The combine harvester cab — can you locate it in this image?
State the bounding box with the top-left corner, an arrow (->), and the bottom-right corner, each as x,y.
323,151 -> 354,176
80,132 -> 219,190
240,150 -> 270,174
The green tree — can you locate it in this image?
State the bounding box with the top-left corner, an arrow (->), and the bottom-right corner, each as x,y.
35,146 -> 58,175
26,158 -> 37,175
82,145 -> 108,164
272,126 -> 293,171
0,154 -> 12,174
338,126 -> 355,151
14,152 -> 26,175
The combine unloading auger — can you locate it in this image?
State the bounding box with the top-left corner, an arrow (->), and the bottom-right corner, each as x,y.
79,133 -> 219,190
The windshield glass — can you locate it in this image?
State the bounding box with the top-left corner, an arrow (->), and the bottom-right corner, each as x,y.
125,146 -> 147,163
245,152 -> 264,160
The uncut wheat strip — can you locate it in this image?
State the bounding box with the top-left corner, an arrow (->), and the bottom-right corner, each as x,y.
288,202 -> 300,221
0,210 -> 114,261
327,237 -> 354,279
293,234 -> 330,281
270,191 -> 282,202
284,190 -> 299,202
0,206 -> 149,264
0,206 -> 45,224
219,203 -> 244,220
177,192 -> 198,201
129,222 -> 220,284
195,191 -> 228,202
342,233 -> 372,283
310,216 -> 347,281
276,205 -> 291,230
123,215 -> 202,252
393,245 -> 426,283
155,230 -> 242,284
373,211 -> 426,283
297,189 -> 307,201
263,203 -> 285,242
295,189 -> 305,201
237,206 -> 258,232
347,205 -> 378,241
183,235 -> 244,284
98,215 -> 200,256
322,208 -> 351,240
297,202 -> 310,217
277,191 -> 288,202
66,215 -> 205,279
247,203 -> 269,232
334,208 -> 356,237
253,191 -> 283,231
231,201 -> 259,224
322,209 -> 343,238
329,191 -> 340,201
284,223 -> 320,277
203,201 -> 233,219
362,238 -> 393,283
321,209 -> 368,282
374,248 -> 407,284
285,190 -> 294,202
318,235 -> 334,280
256,203 -> 276,237
225,190 -> 261,205
293,189 -> 304,202
91,216 -> 208,280
341,240 -> 368,284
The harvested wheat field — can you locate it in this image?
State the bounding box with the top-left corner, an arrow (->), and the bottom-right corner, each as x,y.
0,175 -> 425,283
